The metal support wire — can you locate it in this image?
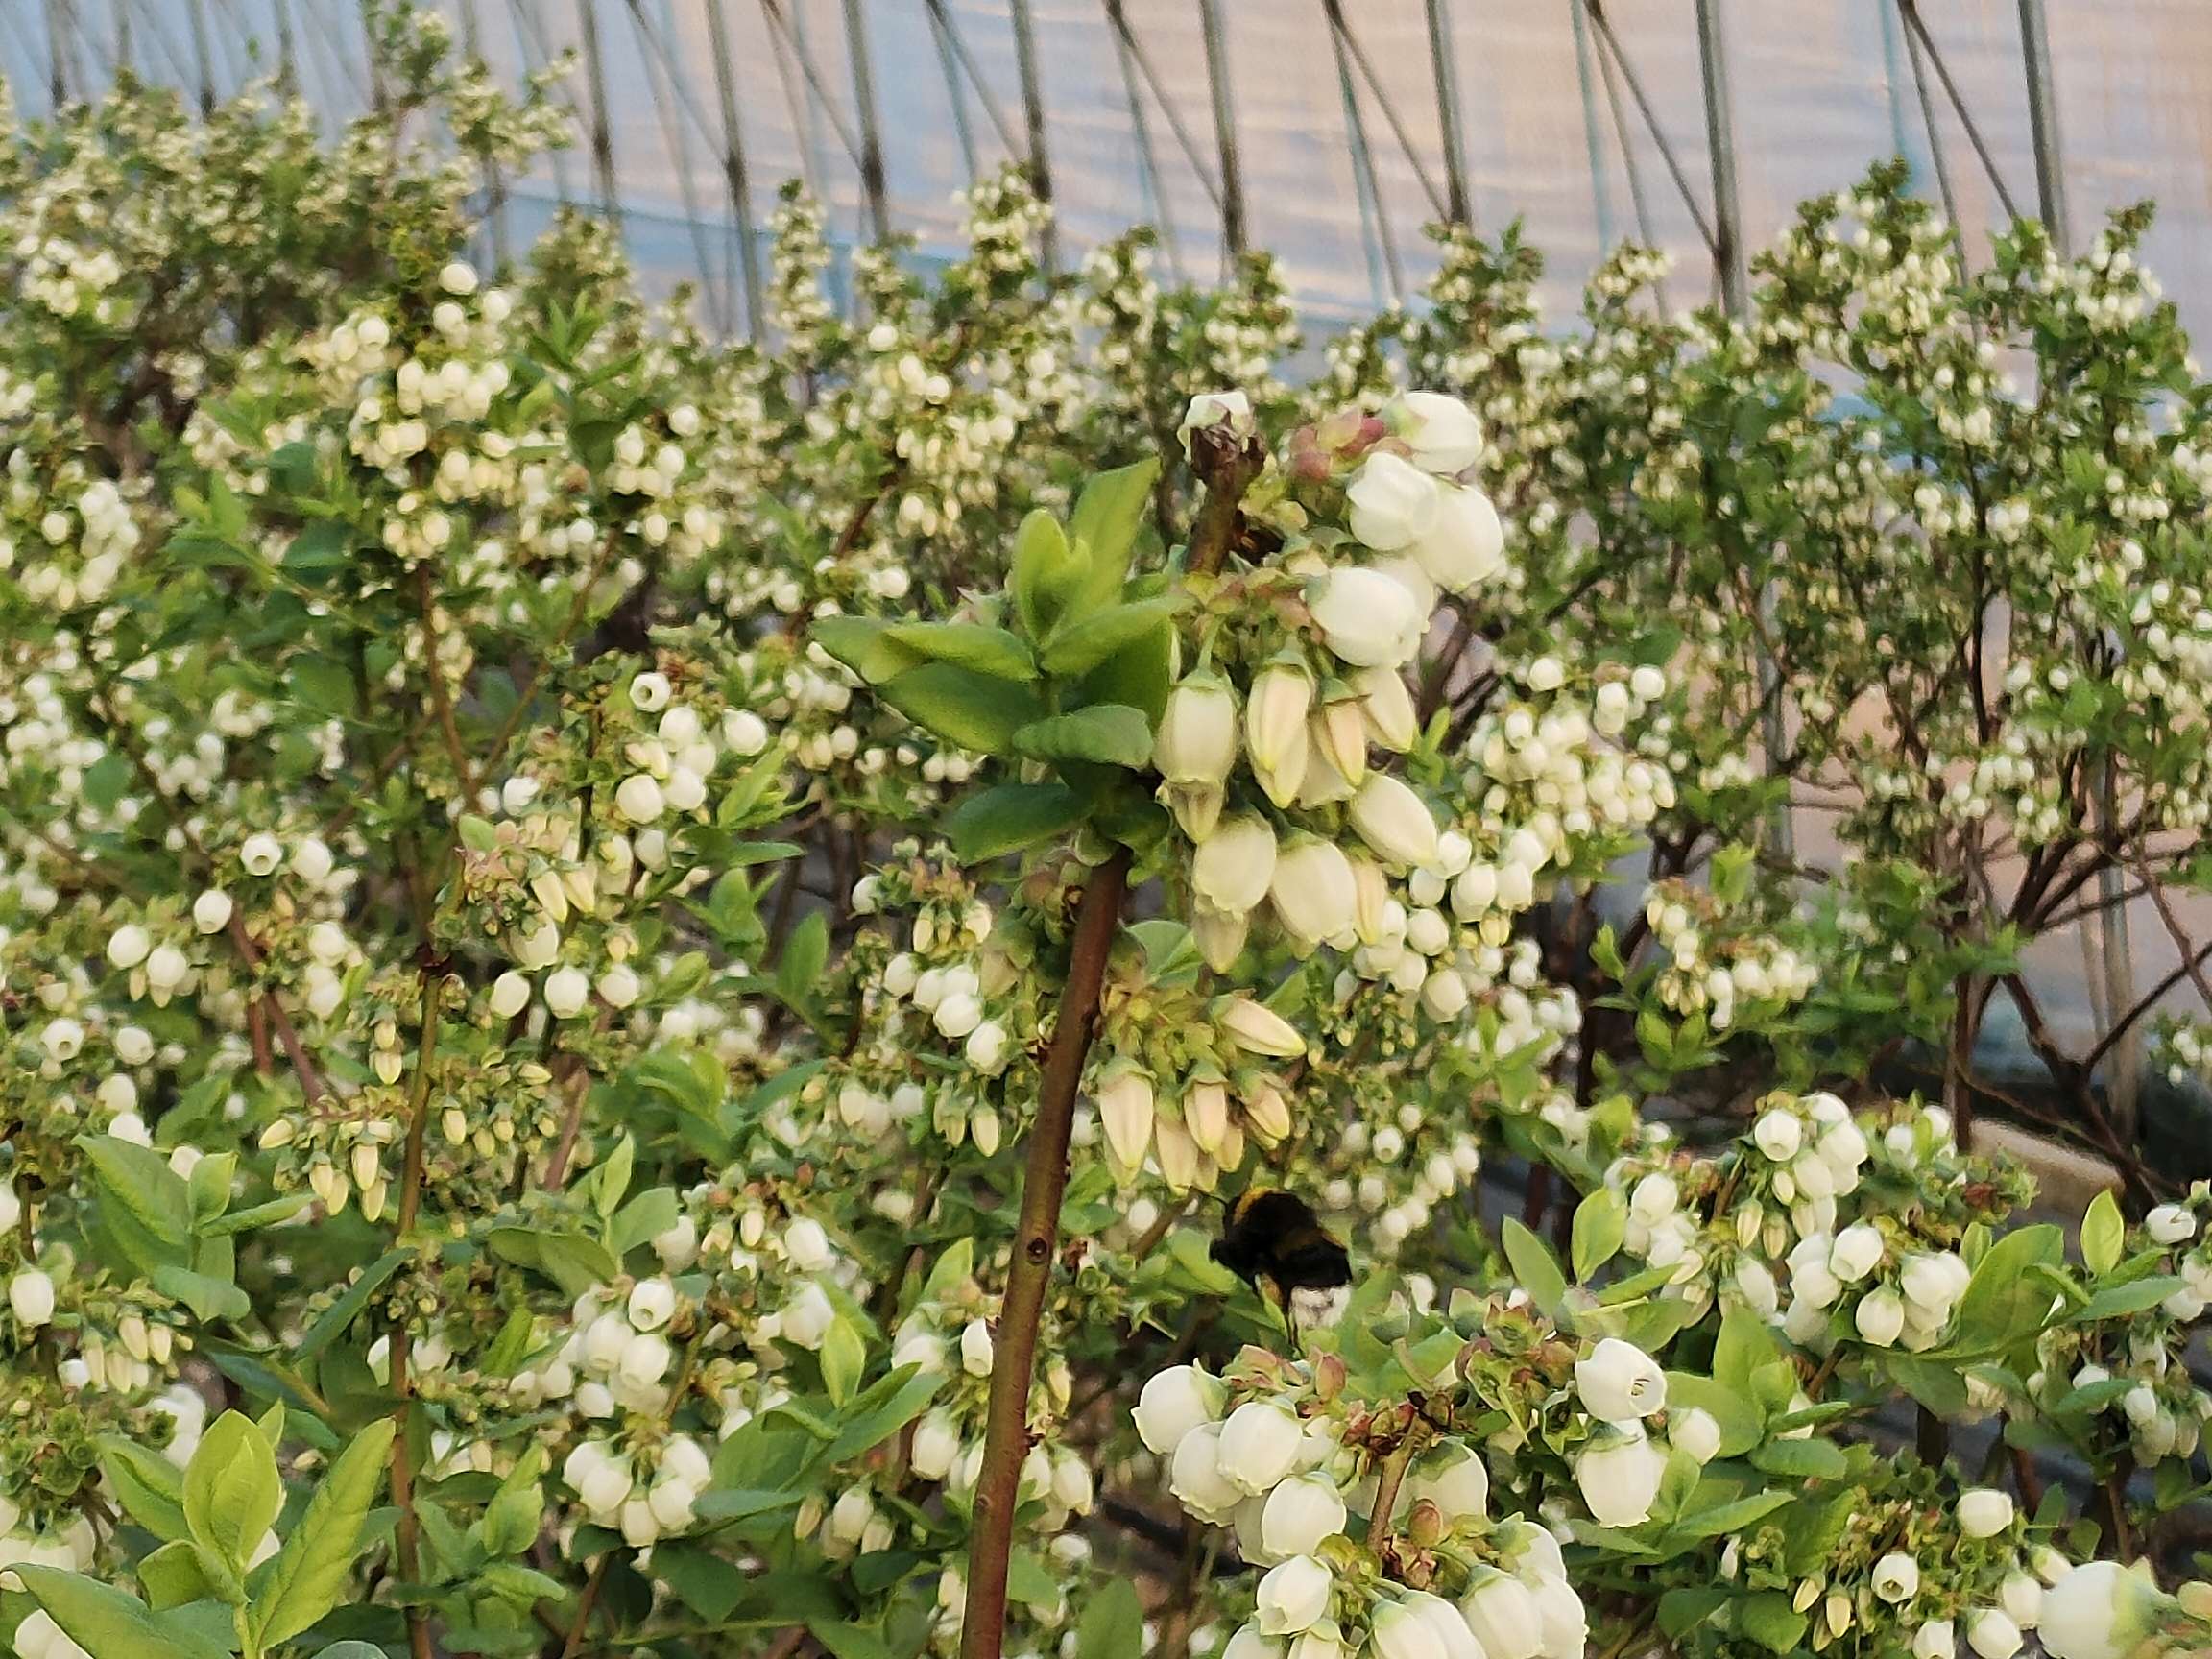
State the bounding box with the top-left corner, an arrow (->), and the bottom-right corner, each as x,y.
923,1 -> 982,180
1570,0 -> 1617,251
1007,0 -> 1055,266
1197,0 -> 1245,257
700,0 -> 766,339
840,0 -> 891,245
1895,1 -> 2022,222
1322,0 -> 1449,223
573,0 -> 620,217
1425,0 -> 1472,226
1694,0 -> 1747,316
1581,1 -> 1719,257
456,0 -> 506,264
273,0 -> 300,99
1104,0 -> 1183,279
505,0 -> 576,206
1325,0 -> 1401,306
624,0 -> 728,330
1102,0 -> 1224,211
1592,4 -> 1657,252
45,0 -> 70,105
2016,0 -> 2068,246
185,0 -> 215,112
1897,0 -> 1965,257
756,1 -> 870,196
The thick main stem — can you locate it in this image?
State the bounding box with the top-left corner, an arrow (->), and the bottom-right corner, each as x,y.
391,969 -> 445,1659
960,848 -> 1130,1659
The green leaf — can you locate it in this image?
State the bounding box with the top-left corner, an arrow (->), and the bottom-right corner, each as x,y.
808,1622 -> 893,1659
1076,1578 -> 1145,1659
945,781 -> 1088,863
611,1189 -> 683,1257
1712,1305 -> 1782,1398
150,1263 -> 250,1323
252,1417 -> 397,1647
298,1248 -> 410,1360
183,1411 -> 281,1569
1662,1373 -> 1764,1458
1749,1437 -> 1847,1480
821,1366 -> 942,1466
78,1134 -> 192,1248
1006,1550 -> 1059,1608
821,1318 -> 866,1407
1068,455 -> 1162,607
17,1565 -> 228,1659
776,911 -> 830,1013
2082,1190 -> 2124,1276
1010,509 -> 1089,639
137,1540 -> 221,1610
488,1227 -> 622,1298
1950,1223 -> 2064,1357
1040,596 -> 1181,679
810,616 -> 925,686
99,1435 -> 190,1542
878,662 -> 1046,753
1078,618 -> 1177,723
884,622 -> 1037,682
1500,1219 -> 1569,1324
2067,1277 -> 2187,1324
199,1191 -> 315,1237
1571,1189 -> 1627,1283
1657,1587 -> 1729,1639
1734,1591 -> 1810,1655
1012,705 -> 1153,769
1671,1490 -> 1793,1540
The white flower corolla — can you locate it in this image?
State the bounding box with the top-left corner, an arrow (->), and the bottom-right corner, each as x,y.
1218,998 -> 1306,1059
1967,1608 -> 2023,1659
1670,1407 -> 1722,1463
1156,674 -> 1238,787
513,922 -> 561,969
106,923 -> 152,969
1913,1620 -> 1957,1659
780,1283 -> 834,1350
615,774 -> 665,824
1458,1566 -> 1544,1659
653,1215 -> 699,1272
783,1217 -> 833,1273
1395,391 -> 1485,475
1955,1487 -> 2014,1539
1900,1251 -> 1969,1317
1346,450 -> 1442,551
1168,1421 -> 1243,1522
1380,1590 -> 1484,1659
2000,1573 -> 2042,1628
1349,775 -> 1440,870
293,838 -> 334,883
1270,838 -> 1358,949
1855,1286 -> 1907,1347
1573,1423 -> 1667,1527
1217,1397 -> 1304,1494
1409,484 -> 1504,595
1136,1363 -> 1226,1455
543,967 -> 590,1020
1732,1257 -> 1780,1318
12,1610 -> 91,1659
648,1478 -> 698,1531
10,1268 -> 57,1326
1255,1554 -> 1333,1635
911,1408 -> 962,1480
1195,815 -> 1280,916
1752,1109 -> 1804,1162
1873,1551 -> 1921,1603
1628,1172 -> 1678,1223
1223,1626 -> 1283,1659
1405,1441 -> 1489,1521
1308,566 -> 1422,670
629,672 -> 672,712
1246,662 -> 1314,807
959,1318 -> 994,1377
2040,1560 -> 2170,1659
1354,664 -> 1420,751
487,972 -> 532,1019
144,946 -> 190,995
1829,1223 -> 1884,1283
1259,1473 -> 1347,1561
190,889 -> 233,934
933,992 -> 983,1041
627,1278 -> 677,1332
2146,1204 -> 2196,1245
597,964 -> 642,1010
240,832 -> 283,876
1575,1338 -> 1667,1423
1178,388 -> 1255,454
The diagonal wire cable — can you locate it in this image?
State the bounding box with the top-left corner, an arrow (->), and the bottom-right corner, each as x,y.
756,0 -> 867,178
925,0 -> 1021,163
1321,0 -> 1448,222
1104,0 -> 1183,279
623,0 -> 729,330
1894,0 -> 2022,222
1324,0 -> 1401,305
504,0 -> 581,207
1896,0 -> 1968,265
1582,0 -> 1719,258
1102,0 -> 1223,210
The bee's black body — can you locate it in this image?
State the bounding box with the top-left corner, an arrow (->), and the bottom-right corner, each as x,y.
1212,1189 -> 1352,1326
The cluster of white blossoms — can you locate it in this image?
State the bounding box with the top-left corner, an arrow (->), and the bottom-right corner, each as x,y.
2,465 -> 141,609
1782,1222 -> 1970,1352
1091,993 -> 1306,1193
1139,1355 -> 1586,1659
1566,1337 -> 1717,1528
1643,876 -> 1818,1032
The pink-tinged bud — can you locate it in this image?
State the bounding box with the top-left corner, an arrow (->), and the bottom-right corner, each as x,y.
1243,1081 -> 1292,1145
1312,697 -> 1369,788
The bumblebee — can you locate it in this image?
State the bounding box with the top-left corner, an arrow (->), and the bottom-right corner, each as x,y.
1211,1188 -> 1353,1335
